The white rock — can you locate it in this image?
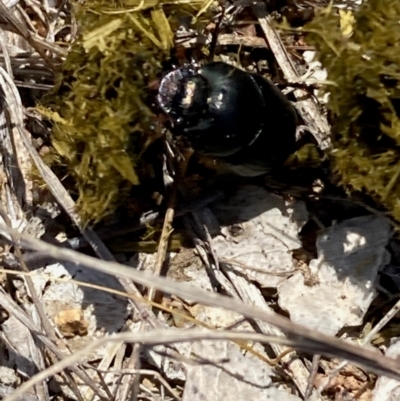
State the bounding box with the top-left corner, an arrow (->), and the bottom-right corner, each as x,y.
372,338 -> 400,401
278,215 -> 391,335
183,340 -> 302,401
210,186 -> 307,288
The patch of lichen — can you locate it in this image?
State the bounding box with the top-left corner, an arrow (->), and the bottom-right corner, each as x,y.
305,1 -> 400,221
42,0 -> 208,224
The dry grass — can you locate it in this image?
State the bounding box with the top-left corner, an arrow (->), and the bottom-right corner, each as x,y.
0,1 -> 399,401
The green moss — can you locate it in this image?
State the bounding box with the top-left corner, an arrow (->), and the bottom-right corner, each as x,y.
306,0 -> 400,221
42,0 -> 209,224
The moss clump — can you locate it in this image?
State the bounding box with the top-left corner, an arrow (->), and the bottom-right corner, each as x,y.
306,1 -> 400,221
43,0 -> 208,224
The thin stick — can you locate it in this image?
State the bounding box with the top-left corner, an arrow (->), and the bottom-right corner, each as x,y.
0,2 -> 57,71
252,3 -> 331,150
318,298 -> 400,393
1,226 -> 400,382
148,150 -> 191,302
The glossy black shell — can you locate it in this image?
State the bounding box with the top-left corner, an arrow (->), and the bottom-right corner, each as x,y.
158,62 -> 297,176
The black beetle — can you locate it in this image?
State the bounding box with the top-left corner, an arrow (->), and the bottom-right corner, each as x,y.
157,62 -> 297,176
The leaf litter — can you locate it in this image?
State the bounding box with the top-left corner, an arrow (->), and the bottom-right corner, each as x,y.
1,1 -> 400,401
